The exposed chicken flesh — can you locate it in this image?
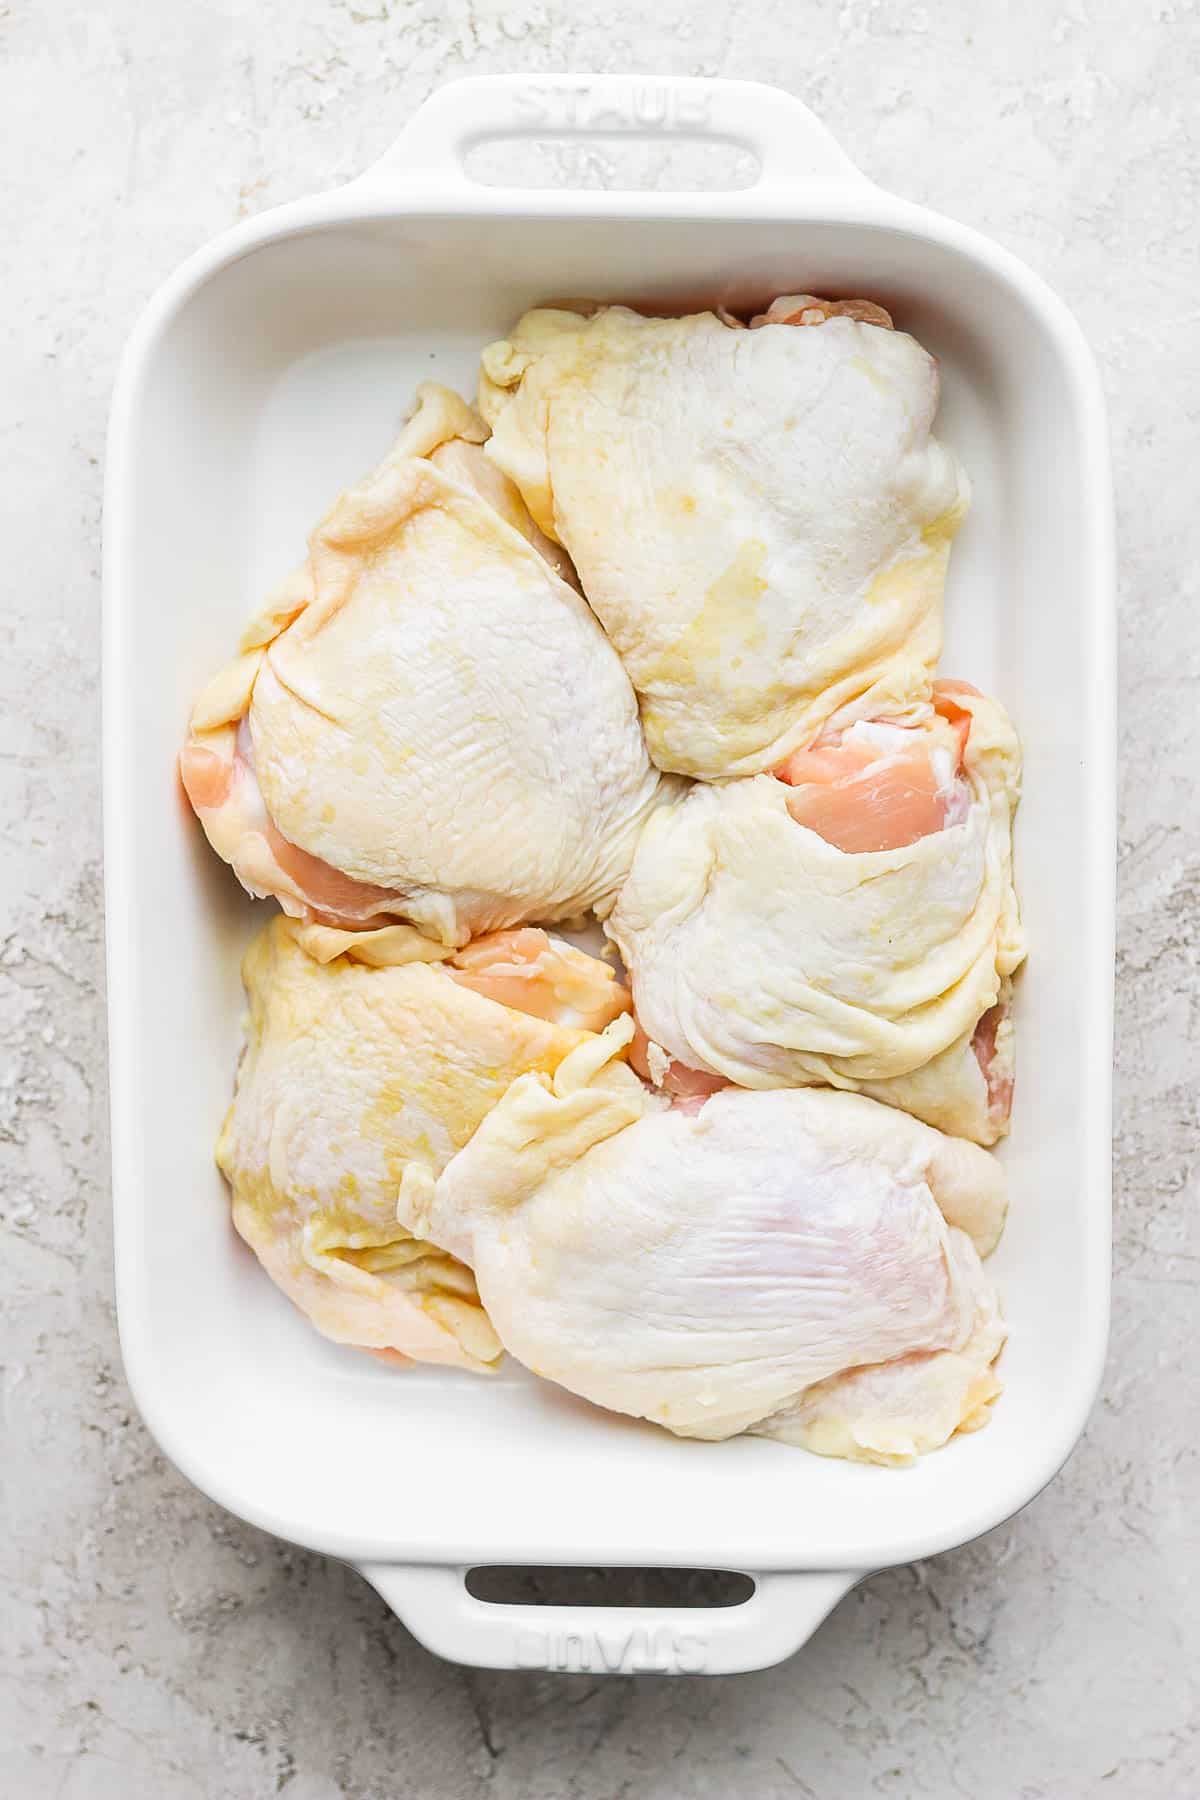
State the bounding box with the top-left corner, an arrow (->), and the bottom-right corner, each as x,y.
775,683 -> 972,852
446,928 -> 630,1032
750,293 -> 896,330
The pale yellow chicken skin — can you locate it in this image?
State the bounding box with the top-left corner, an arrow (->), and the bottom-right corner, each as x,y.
217,915 -> 631,1368
478,300 -> 968,778
611,683 -> 1024,1144
194,296 -> 1019,1469
180,383 -> 668,945
396,1036 -> 1007,1465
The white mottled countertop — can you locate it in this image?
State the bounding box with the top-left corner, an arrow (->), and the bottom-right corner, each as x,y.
3,2 -> 1197,1795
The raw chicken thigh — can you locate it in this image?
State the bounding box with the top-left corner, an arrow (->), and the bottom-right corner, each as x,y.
180,383 -> 668,945
179,268 -> 1023,1475
478,300 -> 968,778
610,682 -> 1024,1144
396,1038 -> 1007,1463
217,914 -> 630,1367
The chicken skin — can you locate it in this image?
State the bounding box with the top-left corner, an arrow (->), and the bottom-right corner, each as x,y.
396,1039 -> 1006,1464
216,915 -> 631,1367
478,300 -> 967,778
180,383 -> 668,945
610,682 -> 1024,1144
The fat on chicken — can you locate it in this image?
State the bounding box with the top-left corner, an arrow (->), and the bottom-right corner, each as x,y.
609,682 -> 1024,1145
216,914 -> 631,1368
477,298 -> 968,778
395,1034 -> 1007,1464
180,383 -> 669,946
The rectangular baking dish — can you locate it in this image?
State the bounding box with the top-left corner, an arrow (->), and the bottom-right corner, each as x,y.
103,74 -> 1115,1675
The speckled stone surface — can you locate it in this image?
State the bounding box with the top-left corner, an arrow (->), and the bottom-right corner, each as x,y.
3,2 -> 1198,1794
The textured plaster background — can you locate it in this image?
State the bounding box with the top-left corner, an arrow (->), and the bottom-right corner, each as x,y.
2,2 -> 1198,1795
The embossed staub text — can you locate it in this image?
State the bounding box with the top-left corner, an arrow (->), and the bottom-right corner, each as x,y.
512,82 -> 713,135
512,1625 -> 710,1675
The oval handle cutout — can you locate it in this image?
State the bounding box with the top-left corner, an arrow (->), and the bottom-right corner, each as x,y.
464,1565 -> 756,1609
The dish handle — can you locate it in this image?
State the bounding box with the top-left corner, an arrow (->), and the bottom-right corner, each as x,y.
356,1562 -> 865,1675
356,73 -> 867,199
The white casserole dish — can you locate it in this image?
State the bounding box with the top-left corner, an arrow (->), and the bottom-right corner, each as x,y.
103,74 -> 1115,1676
